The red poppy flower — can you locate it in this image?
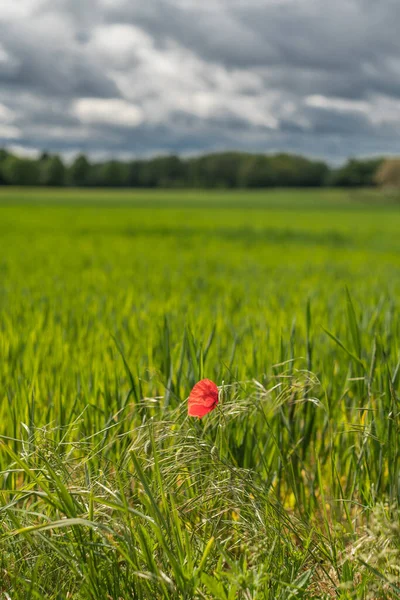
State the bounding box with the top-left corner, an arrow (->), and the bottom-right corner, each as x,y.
188,379 -> 219,418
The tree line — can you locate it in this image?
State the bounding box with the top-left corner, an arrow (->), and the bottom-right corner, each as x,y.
0,149 -> 384,188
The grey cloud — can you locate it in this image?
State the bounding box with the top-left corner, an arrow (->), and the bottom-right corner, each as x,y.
0,18 -> 119,99
105,0 -> 400,109
108,0 -> 400,74
305,109 -> 375,136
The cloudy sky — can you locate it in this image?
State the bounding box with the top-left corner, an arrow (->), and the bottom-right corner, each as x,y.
1,0 -> 400,162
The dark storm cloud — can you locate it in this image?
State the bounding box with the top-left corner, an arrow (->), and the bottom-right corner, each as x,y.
108,0 -> 400,90
1,0 -> 400,161
0,21 -> 119,99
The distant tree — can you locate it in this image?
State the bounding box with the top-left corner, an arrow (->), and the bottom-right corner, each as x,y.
328,158 -> 382,187
40,155 -> 66,186
374,158 -> 400,188
262,154 -> 326,187
236,153 -> 329,188
94,160 -> 129,187
0,148 -> 388,189
131,157 -> 183,188
303,160 -> 330,187
152,155 -> 186,187
40,151 -> 50,162
1,155 -> 41,186
0,149 -> 9,162
127,160 -> 145,187
188,153 -> 243,188
134,160 -> 157,187
0,149 -> 10,185
127,160 -> 143,188
237,155 -> 276,187
69,154 -> 92,186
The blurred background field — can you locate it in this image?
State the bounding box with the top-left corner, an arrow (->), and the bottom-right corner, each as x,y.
1,187 -> 400,415
1,188 -> 400,598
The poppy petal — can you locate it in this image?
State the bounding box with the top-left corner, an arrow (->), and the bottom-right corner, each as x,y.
188,379 -> 219,418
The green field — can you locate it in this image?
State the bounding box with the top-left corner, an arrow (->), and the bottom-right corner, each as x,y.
1,188 -> 400,599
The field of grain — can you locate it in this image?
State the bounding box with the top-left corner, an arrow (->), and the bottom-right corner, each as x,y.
1,188 -> 400,599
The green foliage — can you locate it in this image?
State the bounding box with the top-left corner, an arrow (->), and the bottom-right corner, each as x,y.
0,188 -> 400,598
69,154 -> 92,186
327,158 -> 383,187
0,149 -> 386,188
240,153 -> 329,188
1,155 -> 41,186
94,160 -> 130,187
188,153 -> 244,188
0,149 -> 9,185
40,155 -> 66,186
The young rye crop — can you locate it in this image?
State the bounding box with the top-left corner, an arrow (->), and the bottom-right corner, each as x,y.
0,188 -> 400,598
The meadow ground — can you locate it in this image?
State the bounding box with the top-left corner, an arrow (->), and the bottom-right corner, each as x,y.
0,187 -> 400,599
